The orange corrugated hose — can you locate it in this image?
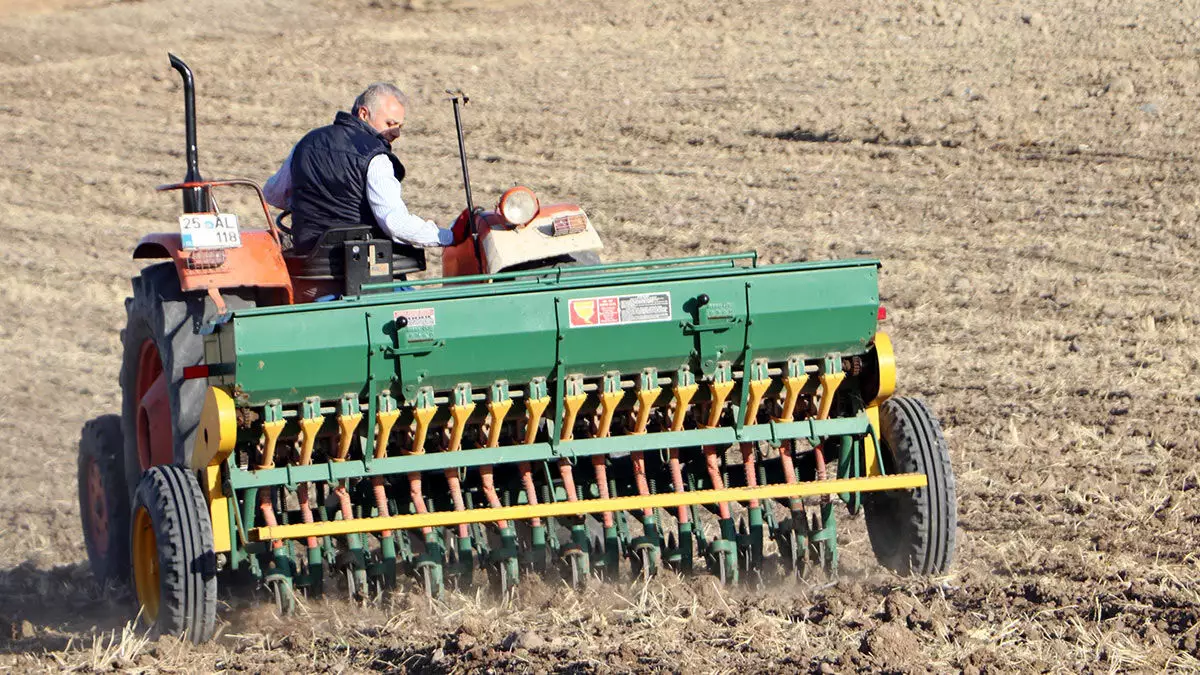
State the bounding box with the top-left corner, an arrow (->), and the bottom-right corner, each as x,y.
297,483 -> 319,549
444,469 -> 471,539
258,489 -> 284,550
371,477 -> 392,538
703,446 -> 732,520
778,440 -> 801,510
668,448 -> 689,524
631,452 -> 653,517
592,456 -> 614,528
518,462 -> 542,528
407,473 -> 433,536
479,466 -> 508,529
740,443 -> 760,509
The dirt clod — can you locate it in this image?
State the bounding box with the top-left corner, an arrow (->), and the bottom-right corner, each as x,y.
860,623 -> 921,665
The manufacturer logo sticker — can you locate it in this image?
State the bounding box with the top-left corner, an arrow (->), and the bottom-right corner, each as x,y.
568,292 -> 672,328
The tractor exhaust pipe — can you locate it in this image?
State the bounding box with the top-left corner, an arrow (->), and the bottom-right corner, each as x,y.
168,53 -> 209,213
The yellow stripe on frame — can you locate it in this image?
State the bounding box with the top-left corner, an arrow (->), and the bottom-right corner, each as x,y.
249,473 -> 928,542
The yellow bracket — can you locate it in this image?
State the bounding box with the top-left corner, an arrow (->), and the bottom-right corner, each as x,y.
560,393 -> 588,441
408,405 -> 437,455
596,390 -> 624,438
484,399 -> 509,449
774,375 -> 808,422
297,417 -> 324,466
742,378 -> 771,426
868,331 -> 897,407
190,387 -> 237,471
257,419 -> 286,470
817,371 -> 846,420
864,405 -> 882,476
524,397 -> 550,445
670,383 -> 698,431
704,380 -> 735,428
203,464 -> 231,553
250,473 -> 929,542
631,387 -> 661,434
333,411 -> 363,462
374,408 -> 400,459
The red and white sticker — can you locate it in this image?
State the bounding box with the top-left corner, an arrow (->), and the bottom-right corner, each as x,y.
394,307 -> 436,341
568,292 -> 672,328
394,307 -> 435,327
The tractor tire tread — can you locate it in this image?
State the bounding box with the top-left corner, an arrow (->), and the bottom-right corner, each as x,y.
133,465 -> 217,643
77,414 -> 131,583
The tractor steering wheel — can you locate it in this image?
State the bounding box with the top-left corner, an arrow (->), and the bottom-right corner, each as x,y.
274,210 -> 293,235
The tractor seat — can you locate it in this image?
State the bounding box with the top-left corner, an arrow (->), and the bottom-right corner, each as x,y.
283,226 -> 426,296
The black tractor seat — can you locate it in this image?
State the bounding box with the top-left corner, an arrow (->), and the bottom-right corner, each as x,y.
282,226 -> 426,296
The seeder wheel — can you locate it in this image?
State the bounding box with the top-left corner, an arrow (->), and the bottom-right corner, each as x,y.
863,396 -> 956,575
130,465 -> 217,643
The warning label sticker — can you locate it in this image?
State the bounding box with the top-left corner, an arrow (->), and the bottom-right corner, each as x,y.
394,307 -> 436,341
568,292 -> 672,328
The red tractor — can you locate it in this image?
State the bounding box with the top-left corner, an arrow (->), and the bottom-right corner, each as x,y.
78,55 -> 604,597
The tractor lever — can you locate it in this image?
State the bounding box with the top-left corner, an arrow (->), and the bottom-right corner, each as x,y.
446,89 -> 482,262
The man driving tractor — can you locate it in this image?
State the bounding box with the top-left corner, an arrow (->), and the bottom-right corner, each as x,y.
263,82 -> 465,298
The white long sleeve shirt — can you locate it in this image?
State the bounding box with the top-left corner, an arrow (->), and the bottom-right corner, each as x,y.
263,148 -> 452,247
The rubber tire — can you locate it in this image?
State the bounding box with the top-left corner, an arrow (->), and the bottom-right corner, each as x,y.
863,397 -> 956,575
119,263 -> 254,495
131,464 -> 217,643
78,414 -> 131,584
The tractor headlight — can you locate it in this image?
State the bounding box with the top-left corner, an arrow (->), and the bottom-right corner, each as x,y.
498,186 -> 540,227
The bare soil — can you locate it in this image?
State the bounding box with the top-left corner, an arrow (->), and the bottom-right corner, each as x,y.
0,0 -> 1198,671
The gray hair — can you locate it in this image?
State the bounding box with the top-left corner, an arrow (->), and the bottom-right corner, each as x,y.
351,82 -> 409,116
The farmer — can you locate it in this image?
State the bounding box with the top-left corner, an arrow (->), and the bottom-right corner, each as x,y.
263,82 -> 465,255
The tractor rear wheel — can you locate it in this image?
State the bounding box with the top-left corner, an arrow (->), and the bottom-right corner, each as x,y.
120,263 -> 254,493
131,464 -> 217,643
863,397 -> 956,575
77,415 -> 131,584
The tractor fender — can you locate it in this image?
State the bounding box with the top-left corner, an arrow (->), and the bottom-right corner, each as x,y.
132,231 -> 293,304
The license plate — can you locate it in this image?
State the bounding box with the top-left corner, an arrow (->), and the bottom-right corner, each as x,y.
178,213 -> 242,250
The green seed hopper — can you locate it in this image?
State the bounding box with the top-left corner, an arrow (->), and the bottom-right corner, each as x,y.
186,252 -> 956,601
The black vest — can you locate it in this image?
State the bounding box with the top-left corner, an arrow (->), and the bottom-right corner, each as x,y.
289,111 -> 406,253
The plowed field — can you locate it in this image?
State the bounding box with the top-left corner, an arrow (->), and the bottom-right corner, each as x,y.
1,0 -> 1197,671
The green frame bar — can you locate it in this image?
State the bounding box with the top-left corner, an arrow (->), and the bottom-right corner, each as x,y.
230,257 -> 882,319
227,416 -> 869,490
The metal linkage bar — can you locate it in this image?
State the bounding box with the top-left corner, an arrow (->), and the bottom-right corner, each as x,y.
236,257 -> 882,318
249,473 -> 928,542
226,416 -> 871,490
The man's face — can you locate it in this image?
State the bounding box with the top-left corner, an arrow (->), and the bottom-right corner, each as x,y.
358,95 -> 406,145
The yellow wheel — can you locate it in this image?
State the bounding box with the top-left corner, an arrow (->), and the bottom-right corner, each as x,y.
131,506 -> 161,622
130,465 -> 217,643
